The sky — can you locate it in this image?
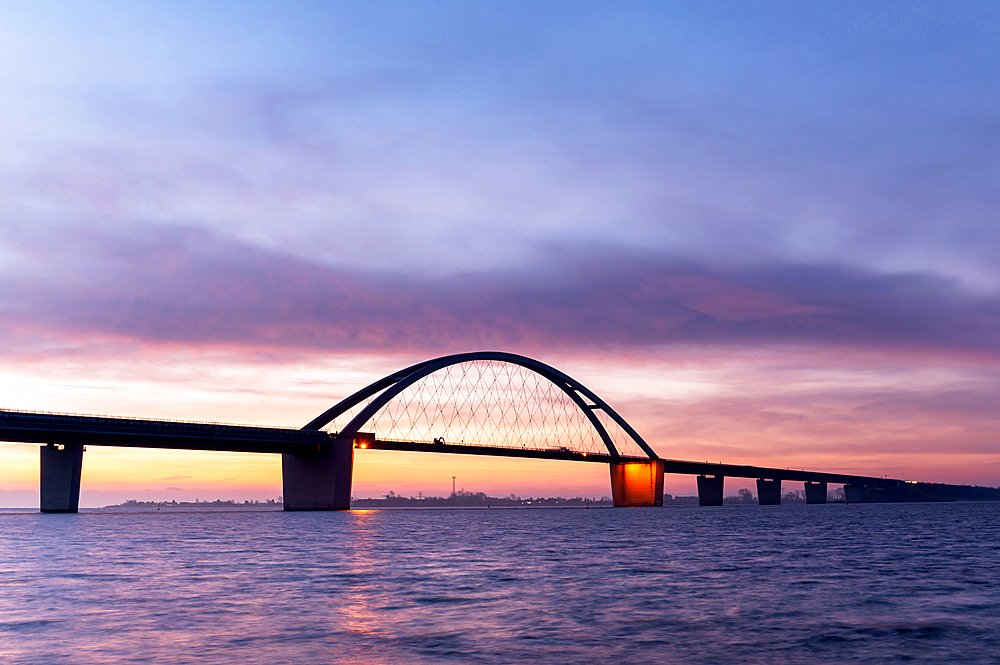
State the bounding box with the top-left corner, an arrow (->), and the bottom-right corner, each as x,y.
2,1 -> 999,507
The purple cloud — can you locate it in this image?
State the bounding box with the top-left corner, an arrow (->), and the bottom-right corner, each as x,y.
2,226 -> 998,357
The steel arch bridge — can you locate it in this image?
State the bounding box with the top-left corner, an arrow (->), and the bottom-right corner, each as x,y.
303,351 -> 658,462
1,350 -> 908,513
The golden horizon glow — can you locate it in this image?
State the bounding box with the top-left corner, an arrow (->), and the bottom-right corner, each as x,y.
2,345 -> 998,508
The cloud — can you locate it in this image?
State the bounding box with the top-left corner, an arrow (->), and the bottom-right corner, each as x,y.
2,225 -> 999,358
156,475 -> 192,481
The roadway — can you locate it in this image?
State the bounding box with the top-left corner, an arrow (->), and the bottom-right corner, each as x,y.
2,409 -> 900,488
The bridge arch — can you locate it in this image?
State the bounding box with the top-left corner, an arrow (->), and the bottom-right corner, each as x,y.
304,351 -> 657,460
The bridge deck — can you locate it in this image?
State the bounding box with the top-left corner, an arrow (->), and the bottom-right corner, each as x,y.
365,439 -> 899,487
1,409 -> 899,488
0,409 -> 328,454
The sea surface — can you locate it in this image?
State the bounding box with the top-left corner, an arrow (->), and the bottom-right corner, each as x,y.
1,502 -> 998,664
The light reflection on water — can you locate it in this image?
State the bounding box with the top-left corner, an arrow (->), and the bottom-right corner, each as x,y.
1,503 -> 999,664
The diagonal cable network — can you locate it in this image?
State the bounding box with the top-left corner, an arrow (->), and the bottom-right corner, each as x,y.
353,359 -> 643,456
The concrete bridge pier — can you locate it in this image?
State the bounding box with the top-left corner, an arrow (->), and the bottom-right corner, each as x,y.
609,460 -> 665,506
804,481 -> 828,504
282,436 -> 357,510
697,475 -> 724,506
40,443 -> 84,513
844,483 -> 867,504
756,478 -> 781,505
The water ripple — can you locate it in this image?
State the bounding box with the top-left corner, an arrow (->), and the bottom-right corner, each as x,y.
1,503 -> 998,663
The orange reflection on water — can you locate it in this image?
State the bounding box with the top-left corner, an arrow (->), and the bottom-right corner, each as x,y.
337,510 -> 384,642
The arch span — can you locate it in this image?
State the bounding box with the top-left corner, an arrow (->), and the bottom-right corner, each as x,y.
303,351 -> 658,460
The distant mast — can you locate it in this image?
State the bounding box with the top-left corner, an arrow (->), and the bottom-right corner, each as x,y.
452,476 -> 456,497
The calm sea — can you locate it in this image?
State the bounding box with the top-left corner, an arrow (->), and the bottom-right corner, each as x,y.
1,503 -> 998,664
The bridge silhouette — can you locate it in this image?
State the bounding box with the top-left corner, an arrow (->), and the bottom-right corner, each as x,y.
1,351 -> 903,512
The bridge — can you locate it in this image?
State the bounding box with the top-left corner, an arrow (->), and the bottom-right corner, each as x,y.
1,351 -> 907,512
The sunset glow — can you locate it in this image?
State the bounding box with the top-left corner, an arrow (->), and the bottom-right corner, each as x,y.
2,3 -> 999,506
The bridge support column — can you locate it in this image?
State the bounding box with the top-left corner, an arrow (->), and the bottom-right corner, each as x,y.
697,475 -> 724,506
844,483 -> 867,504
756,478 -> 781,505
282,437 -> 355,511
804,481 -> 828,504
609,460 -> 664,507
40,444 -> 84,513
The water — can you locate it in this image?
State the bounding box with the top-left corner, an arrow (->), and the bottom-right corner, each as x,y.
1,503 -> 998,664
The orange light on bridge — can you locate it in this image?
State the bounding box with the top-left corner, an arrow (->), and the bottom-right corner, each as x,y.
610,460 -> 666,507
353,432 -> 375,450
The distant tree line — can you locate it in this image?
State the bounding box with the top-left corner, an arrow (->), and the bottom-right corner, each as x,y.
351,491 -> 612,508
